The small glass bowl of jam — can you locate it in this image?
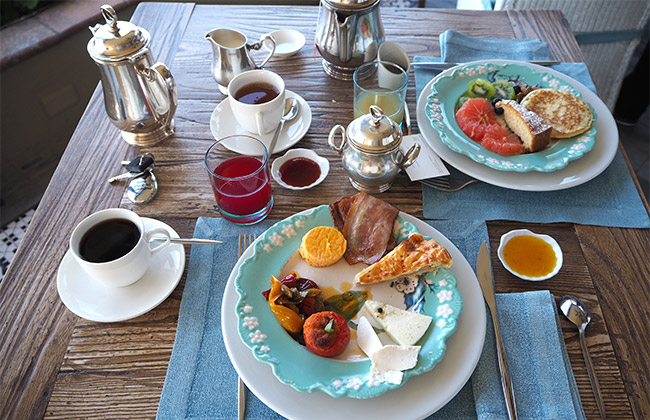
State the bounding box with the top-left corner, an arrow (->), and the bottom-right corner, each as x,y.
271,148 -> 329,190
497,229 -> 563,281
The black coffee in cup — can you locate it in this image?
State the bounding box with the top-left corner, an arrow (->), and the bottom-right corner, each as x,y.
234,82 -> 279,105
79,218 -> 140,263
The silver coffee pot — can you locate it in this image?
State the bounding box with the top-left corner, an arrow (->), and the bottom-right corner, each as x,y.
88,5 -> 177,146
329,105 -> 419,193
315,0 -> 385,80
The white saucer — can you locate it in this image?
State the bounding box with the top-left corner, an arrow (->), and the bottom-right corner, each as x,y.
57,218 -> 185,323
210,89 -> 312,155
264,29 -> 305,58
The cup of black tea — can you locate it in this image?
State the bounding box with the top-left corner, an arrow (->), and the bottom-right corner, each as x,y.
227,69 -> 286,136
69,208 -> 171,287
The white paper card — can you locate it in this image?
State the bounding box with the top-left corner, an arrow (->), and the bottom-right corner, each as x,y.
401,134 -> 450,181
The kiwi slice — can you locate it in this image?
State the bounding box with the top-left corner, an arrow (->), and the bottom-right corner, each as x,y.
455,95 -> 471,111
467,79 -> 496,98
491,80 -> 516,101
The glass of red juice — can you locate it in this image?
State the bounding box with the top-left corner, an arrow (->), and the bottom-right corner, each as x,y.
204,135 -> 273,225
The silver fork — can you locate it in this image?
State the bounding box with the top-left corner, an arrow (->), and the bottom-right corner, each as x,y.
237,233 -> 255,420
419,176 -> 478,192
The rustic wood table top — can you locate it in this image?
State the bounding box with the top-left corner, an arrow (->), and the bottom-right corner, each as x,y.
1,3 -> 648,419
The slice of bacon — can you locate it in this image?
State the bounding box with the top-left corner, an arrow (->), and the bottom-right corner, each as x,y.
330,192 -> 399,265
329,195 -> 357,232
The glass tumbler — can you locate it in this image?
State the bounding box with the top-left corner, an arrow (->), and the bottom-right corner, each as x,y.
353,60 -> 408,125
204,135 -> 273,225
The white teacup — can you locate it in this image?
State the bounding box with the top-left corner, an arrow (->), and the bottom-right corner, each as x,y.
70,208 -> 171,288
378,41 -> 410,91
228,70 -> 286,136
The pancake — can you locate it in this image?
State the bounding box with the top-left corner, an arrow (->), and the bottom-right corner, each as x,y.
520,88 -> 593,138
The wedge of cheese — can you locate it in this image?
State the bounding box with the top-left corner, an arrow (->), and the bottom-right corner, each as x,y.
364,300 -> 432,346
354,233 -> 452,285
355,315 -> 420,385
370,345 -> 420,375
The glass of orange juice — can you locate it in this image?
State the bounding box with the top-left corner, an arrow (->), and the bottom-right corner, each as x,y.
353,61 -> 408,125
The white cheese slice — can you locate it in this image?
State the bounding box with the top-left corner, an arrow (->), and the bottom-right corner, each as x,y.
364,300 -> 432,346
378,370 -> 404,385
370,345 -> 420,374
356,316 -> 383,356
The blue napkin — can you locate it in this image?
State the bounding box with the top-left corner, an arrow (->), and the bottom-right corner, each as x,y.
439,30 -> 550,62
414,31 -> 650,228
157,217 -> 585,420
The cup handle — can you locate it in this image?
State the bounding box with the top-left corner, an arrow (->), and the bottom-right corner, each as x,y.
255,111 -> 266,135
145,228 -> 171,255
251,34 -> 276,69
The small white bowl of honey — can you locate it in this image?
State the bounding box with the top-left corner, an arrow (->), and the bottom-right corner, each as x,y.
497,229 -> 563,281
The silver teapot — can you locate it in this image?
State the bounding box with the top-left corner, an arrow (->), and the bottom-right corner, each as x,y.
88,5 -> 177,146
315,0 -> 384,81
329,105 -> 419,193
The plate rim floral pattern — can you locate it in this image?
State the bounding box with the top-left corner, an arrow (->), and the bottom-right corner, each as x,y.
233,205 -> 463,399
425,62 -> 598,172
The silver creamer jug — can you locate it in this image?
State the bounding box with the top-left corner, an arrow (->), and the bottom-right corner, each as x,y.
88,5 -> 177,146
329,105 -> 419,193
315,0 -> 384,81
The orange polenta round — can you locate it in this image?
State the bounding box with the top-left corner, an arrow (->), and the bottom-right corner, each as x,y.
299,226 -> 347,267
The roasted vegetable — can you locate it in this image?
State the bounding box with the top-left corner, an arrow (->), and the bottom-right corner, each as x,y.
268,275 -> 304,334
303,311 -> 351,357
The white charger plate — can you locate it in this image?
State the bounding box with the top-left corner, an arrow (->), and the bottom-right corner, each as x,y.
210,89 -> 311,155
416,60 -> 619,191
57,218 -> 184,322
222,210 -> 486,419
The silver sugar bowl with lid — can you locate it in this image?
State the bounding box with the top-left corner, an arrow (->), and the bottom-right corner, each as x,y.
328,105 -> 420,193
88,5 -> 177,146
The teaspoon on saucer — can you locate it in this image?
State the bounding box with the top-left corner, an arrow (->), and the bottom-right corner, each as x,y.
150,237 -> 223,245
269,97 -> 299,155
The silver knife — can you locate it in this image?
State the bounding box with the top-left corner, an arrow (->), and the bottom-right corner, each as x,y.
403,103 -> 412,136
477,242 -> 518,420
413,61 -> 560,71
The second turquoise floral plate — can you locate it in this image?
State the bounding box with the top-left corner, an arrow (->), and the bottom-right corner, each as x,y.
233,205 -> 462,399
425,61 -> 598,172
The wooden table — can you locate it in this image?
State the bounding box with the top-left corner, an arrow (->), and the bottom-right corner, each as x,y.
1,3 -> 648,419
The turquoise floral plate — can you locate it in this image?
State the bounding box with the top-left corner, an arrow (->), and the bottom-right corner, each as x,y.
234,205 -> 462,399
425,62 -> 598,172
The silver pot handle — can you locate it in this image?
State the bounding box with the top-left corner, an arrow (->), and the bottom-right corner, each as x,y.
145,62 -> 178,136
400,143 -> 420,170
328,125 -> 347,154
250,34 -> 276,69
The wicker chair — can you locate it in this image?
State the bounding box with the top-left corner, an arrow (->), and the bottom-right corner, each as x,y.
458,0 -> 650,110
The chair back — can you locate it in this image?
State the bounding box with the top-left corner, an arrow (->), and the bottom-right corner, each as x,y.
495,0 -> 650,110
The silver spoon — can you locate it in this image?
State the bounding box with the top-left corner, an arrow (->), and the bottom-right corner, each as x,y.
150,237 -> 222,245
268,97 -> 299,155
127,170 -> 158,204
559,295 -> 606,420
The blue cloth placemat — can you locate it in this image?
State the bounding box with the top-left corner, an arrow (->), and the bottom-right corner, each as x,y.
157,217 -> 585,419
413,31 -> 650,228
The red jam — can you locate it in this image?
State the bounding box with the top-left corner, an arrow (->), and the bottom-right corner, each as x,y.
279,157 -> 320,187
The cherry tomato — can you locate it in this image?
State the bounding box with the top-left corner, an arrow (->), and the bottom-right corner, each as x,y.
303,311 -> 350,357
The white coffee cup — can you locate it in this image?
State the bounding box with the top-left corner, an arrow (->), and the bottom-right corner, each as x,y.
227,70 -> 286,136
69,208 -> 171,288
377,41 -> 410,91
